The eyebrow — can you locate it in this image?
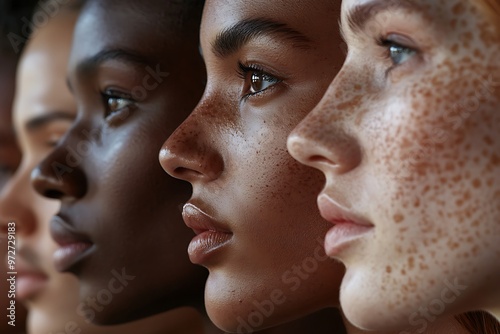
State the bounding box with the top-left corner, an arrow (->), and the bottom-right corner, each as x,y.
346,0 -> 424,33
76,48 -> 154,76
212,18 -> 312,58
25,111 -> 75,132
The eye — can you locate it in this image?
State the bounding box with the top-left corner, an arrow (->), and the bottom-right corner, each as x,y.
379,35 -> 417,67
238,63 -> 281,98
101,91 -> 135,120
387,43 -> 416,65
250,72 -> 280,94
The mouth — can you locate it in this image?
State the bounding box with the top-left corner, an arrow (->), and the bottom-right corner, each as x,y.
15,262 -> 48,301
50,215 -> 94,272
182,203 -> 232,265
318,194 -> 374,257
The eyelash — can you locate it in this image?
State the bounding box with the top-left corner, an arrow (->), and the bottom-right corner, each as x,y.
237,62 -> 282,101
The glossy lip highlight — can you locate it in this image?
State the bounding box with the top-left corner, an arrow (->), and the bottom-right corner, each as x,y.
50,214 -> 94,272
317,193 -> 374,257
182,203 -> 233,265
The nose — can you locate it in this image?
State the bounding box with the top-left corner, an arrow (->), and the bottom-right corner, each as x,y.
287,81 -> 362,175
0,162 -> 37,236
160,100 -> 224,184
31,138 -> 87,202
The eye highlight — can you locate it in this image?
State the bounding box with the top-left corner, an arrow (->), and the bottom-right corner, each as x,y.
238,62 -> 282,100
101,90 -> 135,121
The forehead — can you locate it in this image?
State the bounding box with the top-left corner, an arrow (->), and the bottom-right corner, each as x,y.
202,0 -> 340,44
70,1 -> 183,65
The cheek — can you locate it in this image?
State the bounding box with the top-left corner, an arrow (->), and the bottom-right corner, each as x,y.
368,59 -> 500,264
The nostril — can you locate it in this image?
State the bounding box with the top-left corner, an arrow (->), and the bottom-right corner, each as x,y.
309,155 -> 332,164
44,189 -> 64,199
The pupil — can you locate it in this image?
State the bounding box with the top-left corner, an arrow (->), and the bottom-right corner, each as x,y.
251,73 -> 263,91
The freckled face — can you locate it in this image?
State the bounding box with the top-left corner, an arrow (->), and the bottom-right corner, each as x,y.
289,0 -> 500,330
160,0 -> 345,331
31,1 -> 207,325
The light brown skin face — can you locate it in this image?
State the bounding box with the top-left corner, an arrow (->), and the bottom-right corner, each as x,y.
289,0 -> 500,331
0,54 -> 27,334
160,0 -> 347,332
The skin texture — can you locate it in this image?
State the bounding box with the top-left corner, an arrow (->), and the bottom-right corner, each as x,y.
30,0 -> 212,327
288,0 -> 500,331
0,9 -> 207,334
0,54 -> 27,334
160,0 -> 349,332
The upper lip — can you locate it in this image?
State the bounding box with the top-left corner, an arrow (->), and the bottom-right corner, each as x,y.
50,213 -> 92,247
182,202 -> 232,235
317,193 -> 373,227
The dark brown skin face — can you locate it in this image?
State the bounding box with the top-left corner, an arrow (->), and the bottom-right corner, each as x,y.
31,0 -> 207,325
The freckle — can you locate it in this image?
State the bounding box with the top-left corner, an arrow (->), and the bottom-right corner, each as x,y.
413,197 -> 421,208
487,178 -> 494,187
472,178 -> 482,188
386,266 -> 392,273
401,269 -> 406,276
354,84 -> 362,91
408,257 -> 415,270
394,213 -> 405,223
419,263 -> 429,270
452,2 -> 465,15
490,153 -> 500,166
472,49 -> 484,59
444,162 -> 455,171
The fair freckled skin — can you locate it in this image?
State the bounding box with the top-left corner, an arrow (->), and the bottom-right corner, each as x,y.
289,0 -> 500,331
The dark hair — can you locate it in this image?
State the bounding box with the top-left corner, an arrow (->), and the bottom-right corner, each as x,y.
0,0 -> 39,55
456,311 -> 500,334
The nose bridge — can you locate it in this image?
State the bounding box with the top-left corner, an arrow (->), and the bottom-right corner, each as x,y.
0,161 -> 37,235
161,92 -> 225,182
288,64 -> 363,174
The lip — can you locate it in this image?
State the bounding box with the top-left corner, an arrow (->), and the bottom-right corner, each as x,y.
182,203 -> 232,265
50,215 -> 94,272
14,261 -> 48,301
318,194 -> 374,257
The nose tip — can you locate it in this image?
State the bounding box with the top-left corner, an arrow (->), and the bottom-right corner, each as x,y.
31,159 -> 87,202
288,119 -> 362,175
159,142 -> 224,183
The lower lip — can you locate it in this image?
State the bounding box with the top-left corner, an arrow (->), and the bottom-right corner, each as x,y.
188,231 -> 232,265
53,242 -> 93,272
324,223 -> 373,257
16,274 -> 48,301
